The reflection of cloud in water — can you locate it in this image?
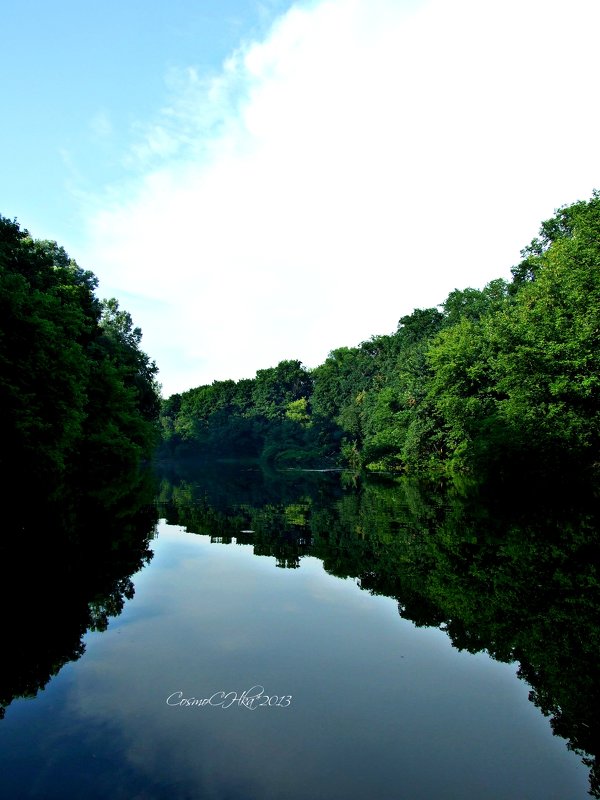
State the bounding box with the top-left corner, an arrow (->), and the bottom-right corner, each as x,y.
56,523 -> 586,800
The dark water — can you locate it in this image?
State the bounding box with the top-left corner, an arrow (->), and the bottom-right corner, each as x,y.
1,463 -> 598,799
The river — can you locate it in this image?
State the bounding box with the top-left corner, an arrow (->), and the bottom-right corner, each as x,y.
0,462 -> 597,799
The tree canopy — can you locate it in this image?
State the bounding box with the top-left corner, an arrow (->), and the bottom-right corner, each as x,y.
0,215 -> 160,485
159,191 -> 600,479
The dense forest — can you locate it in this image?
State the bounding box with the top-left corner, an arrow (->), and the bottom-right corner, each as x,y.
3,191 -> 598,483
160,192 -> 600,478
0,215 -> 161,488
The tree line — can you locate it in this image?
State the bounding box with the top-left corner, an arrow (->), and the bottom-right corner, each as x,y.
160,192 -> 600,478
0,215 -> 161,487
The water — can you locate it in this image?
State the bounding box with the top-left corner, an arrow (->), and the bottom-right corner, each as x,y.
0,463 -> 597,799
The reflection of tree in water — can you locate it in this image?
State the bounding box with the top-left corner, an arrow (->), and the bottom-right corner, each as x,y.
0,468 -> 158,720
157,461 -> 341,569
158,463 -> 600,797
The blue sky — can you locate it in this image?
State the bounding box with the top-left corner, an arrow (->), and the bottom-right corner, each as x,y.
2,0 -> 600,396
1,0 -> 292,242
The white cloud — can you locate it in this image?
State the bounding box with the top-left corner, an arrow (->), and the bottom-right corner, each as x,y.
81,0 -> 600,396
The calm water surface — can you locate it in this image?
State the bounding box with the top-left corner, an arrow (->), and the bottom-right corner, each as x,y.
0,464 -> 597,799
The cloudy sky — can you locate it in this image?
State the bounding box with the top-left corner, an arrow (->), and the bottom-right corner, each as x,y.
2,0 -> 599,396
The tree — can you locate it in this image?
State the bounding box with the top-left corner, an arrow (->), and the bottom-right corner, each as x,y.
428,192 -> 600,474
252,360 -> 313,420
0,215 -> 160,484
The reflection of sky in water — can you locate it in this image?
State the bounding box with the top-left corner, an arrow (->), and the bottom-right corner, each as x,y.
0,522 -> 589,799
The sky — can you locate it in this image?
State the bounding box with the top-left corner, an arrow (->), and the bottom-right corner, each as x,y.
2,0 -> 599,397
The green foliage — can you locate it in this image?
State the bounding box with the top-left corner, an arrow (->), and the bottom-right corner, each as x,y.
0,215 -> 160,484
158,359 -> 328,464
427,192 -> 600,474
356,193 -> 600,476
252,359 -> 313,420
285,397 -> 310,424
160,191 -> 600,479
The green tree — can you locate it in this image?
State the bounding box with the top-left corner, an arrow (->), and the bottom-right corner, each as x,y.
0,215 -> 160,484
428,192 -> 600,474
252,360 -> 313,420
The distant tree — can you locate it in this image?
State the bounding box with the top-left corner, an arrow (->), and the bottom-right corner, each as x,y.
157,192 -> 600,478
252,360 -> 313,420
